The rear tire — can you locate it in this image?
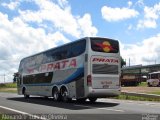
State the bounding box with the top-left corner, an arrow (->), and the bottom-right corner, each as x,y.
23,88 -> 29,99
61,88 -> 71,103
148,83 -> 151,87
52,88 -> 61,101
24,94 -> 30,99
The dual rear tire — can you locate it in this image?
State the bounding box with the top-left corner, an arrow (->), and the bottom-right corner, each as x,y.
52,87 -> 97,103
52,87 -> 61,101
52,87 -> 71,102
61,89 -> 72,102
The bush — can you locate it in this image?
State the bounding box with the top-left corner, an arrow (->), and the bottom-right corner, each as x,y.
0,83 -> 17,88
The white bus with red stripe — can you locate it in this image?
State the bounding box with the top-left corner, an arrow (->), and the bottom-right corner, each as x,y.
17,37 -> 121,102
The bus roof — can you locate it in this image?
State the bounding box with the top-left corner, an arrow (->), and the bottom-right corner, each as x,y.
20,37 -> 119,62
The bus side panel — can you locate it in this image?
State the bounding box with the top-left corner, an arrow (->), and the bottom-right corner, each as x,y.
67,82 -> 76,98
76,78 -> 85,98
50,55 -> 85,98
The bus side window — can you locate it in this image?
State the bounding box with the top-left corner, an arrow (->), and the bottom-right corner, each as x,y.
70,39 -> 86,57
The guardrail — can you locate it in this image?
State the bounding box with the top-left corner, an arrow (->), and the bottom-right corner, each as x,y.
121,92 -> 160,100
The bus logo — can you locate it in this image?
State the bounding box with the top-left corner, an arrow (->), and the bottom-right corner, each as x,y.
92,58 -> 119,63
96,41 -> 114,52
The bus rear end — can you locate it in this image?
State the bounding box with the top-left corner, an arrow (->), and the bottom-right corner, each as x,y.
86,37 -> 121,99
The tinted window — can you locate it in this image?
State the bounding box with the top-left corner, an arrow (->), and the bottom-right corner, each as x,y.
42,39 -> 86,63
92,64 -> 118,74
70,40 -> 86,57
91,38 -> 119,53
22,40 -> 86,66
23,72 -> 53,84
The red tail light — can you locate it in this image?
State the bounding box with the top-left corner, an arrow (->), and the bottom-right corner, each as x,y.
87,75 -> 92,86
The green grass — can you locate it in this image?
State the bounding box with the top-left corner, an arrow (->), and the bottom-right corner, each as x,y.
0,83 -> 17,88
0,83 -> 17,93
113,94 -> 160,102
149,91 -> 160,95
138,82 -> 147,87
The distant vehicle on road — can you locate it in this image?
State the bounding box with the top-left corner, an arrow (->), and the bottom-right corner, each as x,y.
147,71 -> 160,87
121,74 -> 140,86
16,37 -> 121,102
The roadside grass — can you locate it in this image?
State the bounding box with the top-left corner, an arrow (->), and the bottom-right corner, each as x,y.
0,83 -> 17,93
148,91 -> 160,95
0,83 -> 17,88
113,94 -> 160,102
119,82 -> 160,101
138,82 -> 147,87
0,88 -> 17,93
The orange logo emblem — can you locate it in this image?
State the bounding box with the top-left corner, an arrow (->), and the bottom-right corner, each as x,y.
95,41 -> 114,52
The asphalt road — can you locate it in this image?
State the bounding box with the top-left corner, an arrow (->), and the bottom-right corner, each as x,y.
0,92 -> 160,120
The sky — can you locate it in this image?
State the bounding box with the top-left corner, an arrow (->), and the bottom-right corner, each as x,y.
0,0 -> 160,82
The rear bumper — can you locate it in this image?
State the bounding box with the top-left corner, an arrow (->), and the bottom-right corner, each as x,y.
87,87 -> 121,98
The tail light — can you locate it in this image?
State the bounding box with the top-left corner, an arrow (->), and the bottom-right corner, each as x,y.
87,75 -> 92,86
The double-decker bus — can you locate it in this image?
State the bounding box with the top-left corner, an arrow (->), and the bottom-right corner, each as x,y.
17,37 -> 121,102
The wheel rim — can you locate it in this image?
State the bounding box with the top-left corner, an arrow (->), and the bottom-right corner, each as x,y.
62,91 -> 68,102
54,91 -> 58,100
24,91 -> 29,98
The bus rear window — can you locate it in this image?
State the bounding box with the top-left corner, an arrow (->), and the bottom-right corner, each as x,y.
91,38 -> 119,53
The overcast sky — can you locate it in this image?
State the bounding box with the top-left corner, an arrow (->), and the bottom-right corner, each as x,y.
0,0 -> 160,82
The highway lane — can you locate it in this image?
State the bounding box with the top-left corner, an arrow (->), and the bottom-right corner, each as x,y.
0,92 -> 160,120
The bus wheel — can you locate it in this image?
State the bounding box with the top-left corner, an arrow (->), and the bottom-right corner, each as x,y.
148,83 -> 151,87
23,88 -> 29,99
88,98 -> 97,102
61,88 -> 71,102
24,94 -> 30,99
52,88 -> 61,101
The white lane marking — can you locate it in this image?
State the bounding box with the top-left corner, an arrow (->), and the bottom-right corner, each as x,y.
74,105 -> 124,112
97,108 -> 124,112
0,106 -> 48,120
